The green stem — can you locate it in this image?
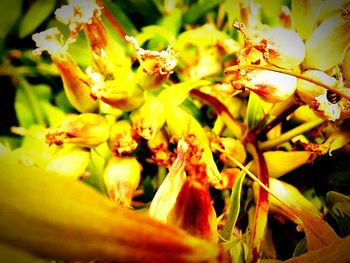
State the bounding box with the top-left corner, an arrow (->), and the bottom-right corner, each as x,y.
225,64 -> 350,101
259,118 -> 325,150
0,63 -> 45,126
18,76 -> 46,126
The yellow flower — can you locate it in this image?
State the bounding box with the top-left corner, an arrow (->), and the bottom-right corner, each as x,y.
103,156 -> 141,207
233,69 -> 297,103
46,113 -> 110,147
149,136 -> 218,242
32,28 -> 98,113
87,68 -> 144,112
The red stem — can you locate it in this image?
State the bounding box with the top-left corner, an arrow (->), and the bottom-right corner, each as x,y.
97,0 -> 128,42
247,142 -> 269,263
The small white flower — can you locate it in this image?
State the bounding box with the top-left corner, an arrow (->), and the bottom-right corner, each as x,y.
32,28 -> 67,57
315,92 -> 343,121
55,0 -> 102,32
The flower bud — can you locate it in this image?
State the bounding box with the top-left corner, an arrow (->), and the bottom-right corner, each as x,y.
250,150 -> 315,178
32,28 -> 98,113
108,120 -> 138,156
126,35 -> 177,90
304,12 -> 350,71
46,113 -> 110,147
149,139 -> 188,222
265,27 -> 305,69
45,145 -> 90,179
236,70 -> 297,103
297,70 -> 337,105
130,97 -> 166,140
103,156 -> 141,207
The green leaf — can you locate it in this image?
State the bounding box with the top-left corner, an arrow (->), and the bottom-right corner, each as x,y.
18,0 -> 56,38
39,101 -> 66,127
220,169 -> 246,241
103,0 -> 137,35
54,90 -> 76,113
293,237 -> 307,257
147,7 -> 182,50
143,176 -> 155,203
14,89 -> 36,128
33,84 -> 52,101
0,0 -> 22,38
326,191 -> 350,236
183,0 -> 224,24
158,80 -> 211,107
246,92 -> 266,129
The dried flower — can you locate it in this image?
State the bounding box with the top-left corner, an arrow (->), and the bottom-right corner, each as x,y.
130,97 -> 166,140
87,68 -> 144,112
149,136 -> 218,242
147,128 -> 172,167
237,24 -> 305,69
126,35 -> 177,90
46,113 -> 109,147
103,156 -> 141,206
56,0 -> 130,79
108,120 -> 138,156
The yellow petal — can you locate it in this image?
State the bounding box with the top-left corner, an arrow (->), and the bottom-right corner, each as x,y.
304,13 -> 350,71
291,0 -> 321,40
0,155 -> 226,262
250,151 -> 314,178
